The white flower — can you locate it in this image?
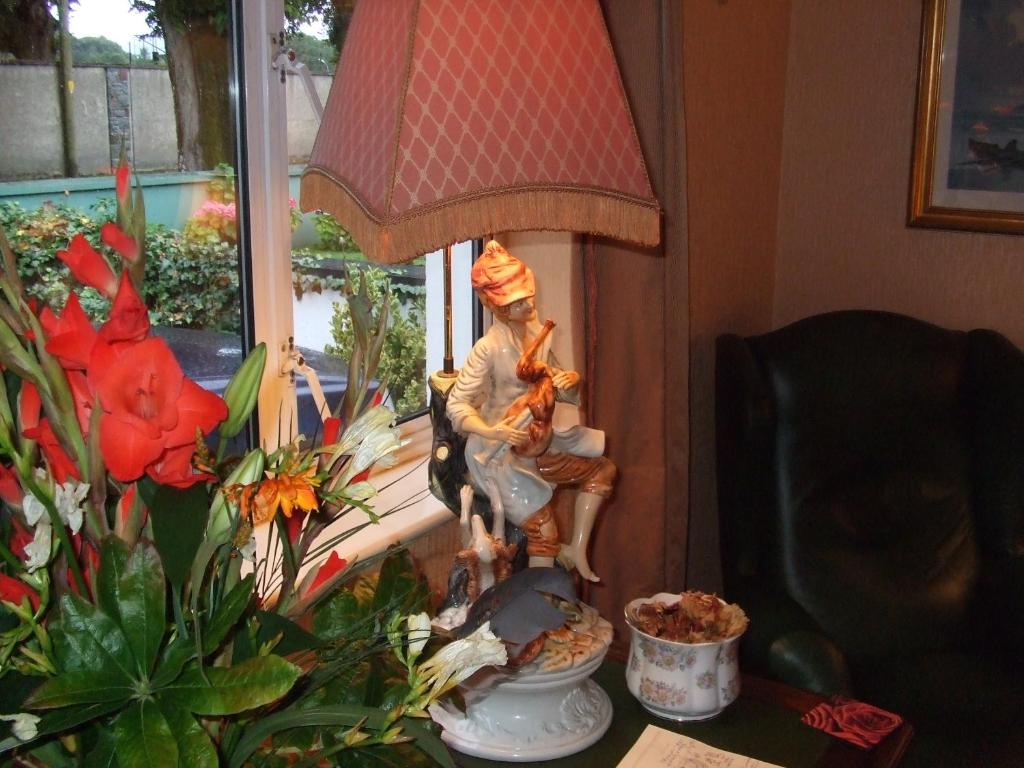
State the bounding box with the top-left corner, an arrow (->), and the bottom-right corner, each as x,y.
417,622 -> 507,698
23,522 -> 51,573
337,424 -> 406,489
0,712 -> 40,741
22,493 -> 46,527
406,612 -> 432,659
332,406 -> 396,456
53,480 -> 89,534
238,536 -> 257,563
343,481 -> 377,501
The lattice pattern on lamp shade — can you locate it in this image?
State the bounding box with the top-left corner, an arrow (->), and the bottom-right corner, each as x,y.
301,0 -> 660,264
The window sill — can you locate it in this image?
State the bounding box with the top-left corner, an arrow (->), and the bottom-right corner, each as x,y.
299,412 -> 452,577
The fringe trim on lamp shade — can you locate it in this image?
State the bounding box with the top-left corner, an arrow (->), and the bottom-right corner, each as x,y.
301,168 -> 662,265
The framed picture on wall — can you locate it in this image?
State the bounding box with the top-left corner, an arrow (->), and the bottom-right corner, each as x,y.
909,0 -> 1024,234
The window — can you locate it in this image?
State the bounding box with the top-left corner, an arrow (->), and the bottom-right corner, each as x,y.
0,0 -> 246,419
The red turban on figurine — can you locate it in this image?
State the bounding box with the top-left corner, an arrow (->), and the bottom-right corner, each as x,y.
470,240 -> 535,307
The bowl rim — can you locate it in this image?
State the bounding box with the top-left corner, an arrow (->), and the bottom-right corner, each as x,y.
623,592 -> 747,648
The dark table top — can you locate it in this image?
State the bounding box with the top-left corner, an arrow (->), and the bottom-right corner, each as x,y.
452,661 -> 912,768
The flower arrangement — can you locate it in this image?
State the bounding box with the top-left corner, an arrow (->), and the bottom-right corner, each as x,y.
0,161 -> 505,767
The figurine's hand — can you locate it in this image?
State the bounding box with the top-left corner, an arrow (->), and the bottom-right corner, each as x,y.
489,416 -> 529,446
551,370 -> 581,391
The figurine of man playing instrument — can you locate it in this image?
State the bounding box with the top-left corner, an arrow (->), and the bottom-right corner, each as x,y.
446,241 -> 616,582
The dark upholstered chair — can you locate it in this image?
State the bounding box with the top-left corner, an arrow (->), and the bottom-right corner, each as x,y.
716,310 -> 1024,767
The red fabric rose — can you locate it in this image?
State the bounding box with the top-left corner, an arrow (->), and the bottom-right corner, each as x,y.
57,235 -> 117,298
100,222 -> 140,264
92,337 -> 226,486
801,697 -> 903,749
42,293 -> 98,370
831,699 -> 903,746
0,573 -> 39,611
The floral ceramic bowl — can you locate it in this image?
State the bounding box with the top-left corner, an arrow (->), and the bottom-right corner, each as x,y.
624,593 -> 746,721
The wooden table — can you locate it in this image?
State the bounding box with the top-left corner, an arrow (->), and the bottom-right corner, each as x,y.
452,661 -> 913,767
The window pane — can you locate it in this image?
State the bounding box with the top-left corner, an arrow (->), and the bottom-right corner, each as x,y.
0,0 -> 245,405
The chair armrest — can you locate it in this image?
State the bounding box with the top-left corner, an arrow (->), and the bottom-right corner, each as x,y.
767,630 -> 852,696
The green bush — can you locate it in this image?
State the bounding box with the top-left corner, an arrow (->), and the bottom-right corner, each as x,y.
324,265 -> 428,417
0,201 -> 240,333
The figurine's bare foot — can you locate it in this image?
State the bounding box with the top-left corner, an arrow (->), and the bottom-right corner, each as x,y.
557,544 -> 600,583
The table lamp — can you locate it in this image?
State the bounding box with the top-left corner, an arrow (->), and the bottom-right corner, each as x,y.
301,0 -> 660,513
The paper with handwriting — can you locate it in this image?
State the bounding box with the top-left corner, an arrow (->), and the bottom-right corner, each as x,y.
616,725 -> 785,768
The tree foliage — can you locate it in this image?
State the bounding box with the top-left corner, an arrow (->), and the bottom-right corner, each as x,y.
70,35 -> 129,66
0,0 -> 57,62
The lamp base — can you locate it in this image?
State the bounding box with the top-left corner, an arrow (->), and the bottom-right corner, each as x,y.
429,631 -> 612,761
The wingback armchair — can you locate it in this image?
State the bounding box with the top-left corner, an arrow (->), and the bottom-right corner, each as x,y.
715,310 -> 1024,767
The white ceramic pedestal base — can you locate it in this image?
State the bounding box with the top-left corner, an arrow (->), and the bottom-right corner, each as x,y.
429,647 -> 612,762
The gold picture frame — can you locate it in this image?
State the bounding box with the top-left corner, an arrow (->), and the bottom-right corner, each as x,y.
908,0 -> 1024,234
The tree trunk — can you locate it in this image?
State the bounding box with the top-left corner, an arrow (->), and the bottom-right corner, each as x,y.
159,8 -> 233,171
0,0 -> 56,62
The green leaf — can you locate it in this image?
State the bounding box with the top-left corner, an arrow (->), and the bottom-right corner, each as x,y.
84,728 -> 118,768
151,636 -> 196,689
50,593 -> 137,681
227,705 -> 389,768
0,700 -> 124,756
113,699 -> 178,768
312,589 -> 364,642
161,704 -> 218,768
201,574 -> 254,656
158,655 -> 300,716
372,549 -> 429,616
255,610 -> 324,655
399,717 -> 457,768
119,542 -> 167,677
25,670 -> 135,709
97,535 -> 131,627
140,479 -> 210,590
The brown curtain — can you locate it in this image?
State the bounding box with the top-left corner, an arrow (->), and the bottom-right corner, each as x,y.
583,0 -> 688,656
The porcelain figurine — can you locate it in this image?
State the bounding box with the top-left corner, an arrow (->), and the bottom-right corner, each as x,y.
445,240 -> 616,582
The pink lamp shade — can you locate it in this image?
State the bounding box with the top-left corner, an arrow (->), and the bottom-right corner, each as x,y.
300,0 -> 661,264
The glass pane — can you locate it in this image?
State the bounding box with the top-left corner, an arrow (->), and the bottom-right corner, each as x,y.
0,0 -> 244,405
285,4 -> 434,434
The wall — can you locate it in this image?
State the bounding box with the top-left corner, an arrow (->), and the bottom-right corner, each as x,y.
0,65 -> 109,177
683,0 -> 791,591
0,65 -> 332,179
774,0 -> 1024,349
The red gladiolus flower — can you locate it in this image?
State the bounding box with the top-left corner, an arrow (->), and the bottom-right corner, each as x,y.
23,419 -> 80,483
97,272 -> 149,345
57,235 -> 117,298
115,160 -> 130,203
286,509 -> 305,544
0,573 -> 39,612
65,371 -> 94,435
100,222 -> 139,264
0,464 -> 21,507
305,551 -> 348,597
147,441 -> 214,488
9,517 -> 31,562
93,337 -> 226,485
43,293 -> 98,370
18,381 -> 41,432
323,416 -> 342,445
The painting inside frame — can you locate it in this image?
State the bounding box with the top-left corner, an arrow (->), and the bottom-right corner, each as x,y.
909,0 -> 1024,233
